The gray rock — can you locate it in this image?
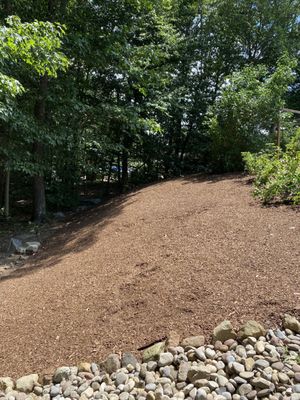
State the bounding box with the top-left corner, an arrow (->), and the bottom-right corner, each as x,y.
205,348 -> 216,359
293,385 -> 300,394
181,336 -> 205,348
238,321 -> 266,340
0,378 -> 14,393
252,378 -> 273,389
115,372 -> 128,386
53,367 -> 71,384
232,363 -> 245,374
158,353 -> 173,367
143,343 -> 165,363
254,359 -> 269,369
50,386 -> 60,397
195,389 -> 207,400
15,375 -> 39,393
104,355 -> 121,374
238,384 -> 252,396
283,315 -> 300,334
178,362 -> 190,382
122,353 -> 138,369
213,321 -> 237,343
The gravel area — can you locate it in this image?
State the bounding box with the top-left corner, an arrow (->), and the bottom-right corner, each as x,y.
0,174 -> 299,378
1,317 -> 300,400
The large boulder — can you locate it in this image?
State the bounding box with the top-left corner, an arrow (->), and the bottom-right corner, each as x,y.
77,362 -> 91,373
121,352 -> 138,369
238,320 -> 266,340
103,354 -> 121,374
283,314 -> 300,333
142,342 -> 165,363
213,320 -> 237,342
53,366 -> 72,384
0,377 -> 14,393
16,374 -> 39,393
181,335 -> 205,348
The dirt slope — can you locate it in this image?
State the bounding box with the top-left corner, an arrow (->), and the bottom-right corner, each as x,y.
0,174 -> 299,378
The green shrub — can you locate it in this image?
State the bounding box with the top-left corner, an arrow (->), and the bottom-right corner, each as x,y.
243,129 -> 300,204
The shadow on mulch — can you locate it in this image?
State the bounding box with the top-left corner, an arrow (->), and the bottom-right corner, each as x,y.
0,192 -> 138,283
1,172 -> 298,283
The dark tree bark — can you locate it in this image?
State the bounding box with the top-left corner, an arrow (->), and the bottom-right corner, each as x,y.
3,0 -> 12,15
121,149 -> 128,191
33,75 -> 48,223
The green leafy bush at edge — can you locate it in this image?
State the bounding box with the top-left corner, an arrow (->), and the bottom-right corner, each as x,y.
242,129 -> 300,204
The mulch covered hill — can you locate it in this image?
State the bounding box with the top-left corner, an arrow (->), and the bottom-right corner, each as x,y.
0,174 -> 299,378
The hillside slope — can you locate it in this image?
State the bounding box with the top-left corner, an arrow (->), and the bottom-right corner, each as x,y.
0,174 -> 299,377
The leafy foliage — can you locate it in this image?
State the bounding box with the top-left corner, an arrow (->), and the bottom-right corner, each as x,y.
243,129 -> 300,204
0,0 -> 299,218
207,56 -> 297,172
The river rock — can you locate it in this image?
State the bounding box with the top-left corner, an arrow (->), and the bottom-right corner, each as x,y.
53,367 -> 71,384
238,321 -> 266,340
181,336 -> 205,348
283,315 -> 300,334
0,378 -> 14,393
16,375 -> 39,393
104,354 -> 121,374
143,342 -> 165,363
213,321 -> 237,343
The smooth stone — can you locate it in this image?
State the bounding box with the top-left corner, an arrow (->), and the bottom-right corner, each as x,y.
255,341 -> 265,354
78,362 -> 91,373
143,343 -> 165,363
293,385 -> 300,394
272,362 -> 284,371
158,353 -> 173,367
145,384 -> 156,392
283,315 -> 300,334
238,384 -> 252,396
205,349 -> 216,359
104,355 -> 121,374
195,389 -> 207,400
53,367 -> 71,384
178,362 -> 190,382
238,321 -> 266,340
246,391 -> 257,400
195,350 -> 206,362
122,353 -> 138,369
16,375 -> 39,393
115,372 -> 128,386
181,336 -> 205,348
213,321 -> 237,343
254,359 -> 270,369
217,376 -> 228,387
239,372 -> 254,380
232,363 -> 245,374
245,358 -> 255,372
257,388 -> 273,397
278,373 -> 289,384
50,386 -> 60,397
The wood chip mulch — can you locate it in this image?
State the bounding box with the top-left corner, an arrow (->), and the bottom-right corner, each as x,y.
0,174 -> 299,378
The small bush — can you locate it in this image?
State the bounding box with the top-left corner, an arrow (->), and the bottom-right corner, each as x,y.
243,129 -> 300,204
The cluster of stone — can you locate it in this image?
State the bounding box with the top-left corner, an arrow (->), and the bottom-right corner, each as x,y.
1,315 -> 300,400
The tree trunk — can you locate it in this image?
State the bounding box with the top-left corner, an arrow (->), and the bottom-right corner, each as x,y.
4,0 -> 12,14
4,168 -> 10,218
0,169 -> 4,209
33,75 -> 48,223
121,149 -> 128,191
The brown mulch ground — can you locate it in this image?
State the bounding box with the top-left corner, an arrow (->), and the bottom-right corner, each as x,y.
0,174 -> 299,378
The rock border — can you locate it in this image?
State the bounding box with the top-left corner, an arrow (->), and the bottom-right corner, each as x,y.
0,315 -> 299,400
